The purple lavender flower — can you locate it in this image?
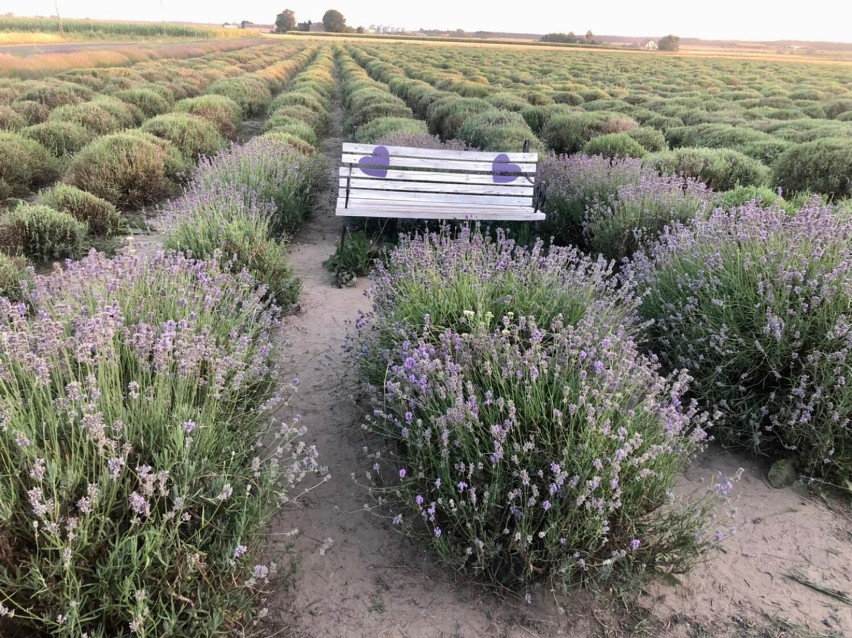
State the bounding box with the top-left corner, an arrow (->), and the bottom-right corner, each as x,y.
129,492 -> 150,518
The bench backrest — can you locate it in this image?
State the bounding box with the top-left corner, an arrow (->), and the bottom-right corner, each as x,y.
337,143 -> 541,220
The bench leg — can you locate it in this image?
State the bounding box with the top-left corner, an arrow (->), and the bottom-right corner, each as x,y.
335,223 -> 347,287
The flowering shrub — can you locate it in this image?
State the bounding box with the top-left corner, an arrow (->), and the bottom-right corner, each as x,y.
354,117 -> 429,143
0,251 -> 318,636
162,182 -> 301,308
192,138 -> 327,236
358,228 -> 638,384
355,229 -> 720,588
538,153 -> 643,248
628,201 -> 852,479
375,132 -> 468,152
583,174 -> 714,261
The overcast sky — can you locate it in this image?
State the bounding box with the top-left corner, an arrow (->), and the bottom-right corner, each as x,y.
6,1 -> 851,42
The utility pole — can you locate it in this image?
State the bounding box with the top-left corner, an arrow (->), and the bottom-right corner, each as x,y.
55,1 -> 64,35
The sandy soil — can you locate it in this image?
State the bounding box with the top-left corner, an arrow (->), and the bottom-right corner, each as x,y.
644,451 -> 852,637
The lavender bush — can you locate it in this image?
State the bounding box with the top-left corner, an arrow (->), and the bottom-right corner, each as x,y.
538,154 -> 643,248
162,182 -> 301,309
355,229 -> 723,588
583,175 -> 714,261
375,132 -> 469,152
192,137 -> 327,236
371,315 -> 717,587
628,201 -> 852,479
0,251 -> 319,636
0,251 -> 31,303
356,227 -> 638,386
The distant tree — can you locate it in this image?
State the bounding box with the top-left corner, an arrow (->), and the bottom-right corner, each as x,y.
322,9 -> 346,32
240,20 -> 253,29
356,25 -> 365,34
275,9 -> 296,33
541,32 -> 578,44
658,34 -> 681,51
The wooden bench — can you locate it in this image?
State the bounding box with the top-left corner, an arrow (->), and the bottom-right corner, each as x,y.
336,143 -> 546,222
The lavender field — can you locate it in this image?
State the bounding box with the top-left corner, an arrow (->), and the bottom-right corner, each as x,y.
0,32 -> 850,637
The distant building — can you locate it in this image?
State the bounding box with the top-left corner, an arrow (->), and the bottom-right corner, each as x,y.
309,23 -> 325,32
222,22 -> 239,29
644,40 -> 658,50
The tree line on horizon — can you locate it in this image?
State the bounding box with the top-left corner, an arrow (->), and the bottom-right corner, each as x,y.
273,8 -> 680,49
541,31 -> 680,50
275,8 -> 364,34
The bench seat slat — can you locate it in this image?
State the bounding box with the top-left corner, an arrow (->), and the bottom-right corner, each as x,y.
338,167 -> 536,186
340,189 -> 532,207
339,178 -> 533,196
342,143 -> 538,163
341,154 -> 537,174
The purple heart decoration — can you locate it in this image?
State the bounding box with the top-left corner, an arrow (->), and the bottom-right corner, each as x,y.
358,146 -> 390,178
492,154 -> 521,184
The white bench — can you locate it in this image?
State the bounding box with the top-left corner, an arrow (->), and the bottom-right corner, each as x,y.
335,143 -> 546,221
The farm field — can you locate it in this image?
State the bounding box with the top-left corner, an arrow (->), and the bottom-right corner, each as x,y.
0,34 -> 850,637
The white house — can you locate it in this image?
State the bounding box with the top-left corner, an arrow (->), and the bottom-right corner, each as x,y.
644,40 -> 658,50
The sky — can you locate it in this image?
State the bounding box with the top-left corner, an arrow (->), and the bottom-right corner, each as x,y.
5,1 -> 852,42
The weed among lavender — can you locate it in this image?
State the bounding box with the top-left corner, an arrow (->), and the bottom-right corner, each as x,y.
0,251 -> 319,636
629,200 -> 852,479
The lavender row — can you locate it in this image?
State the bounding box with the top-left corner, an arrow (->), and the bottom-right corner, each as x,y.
0,250 -> 320,635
